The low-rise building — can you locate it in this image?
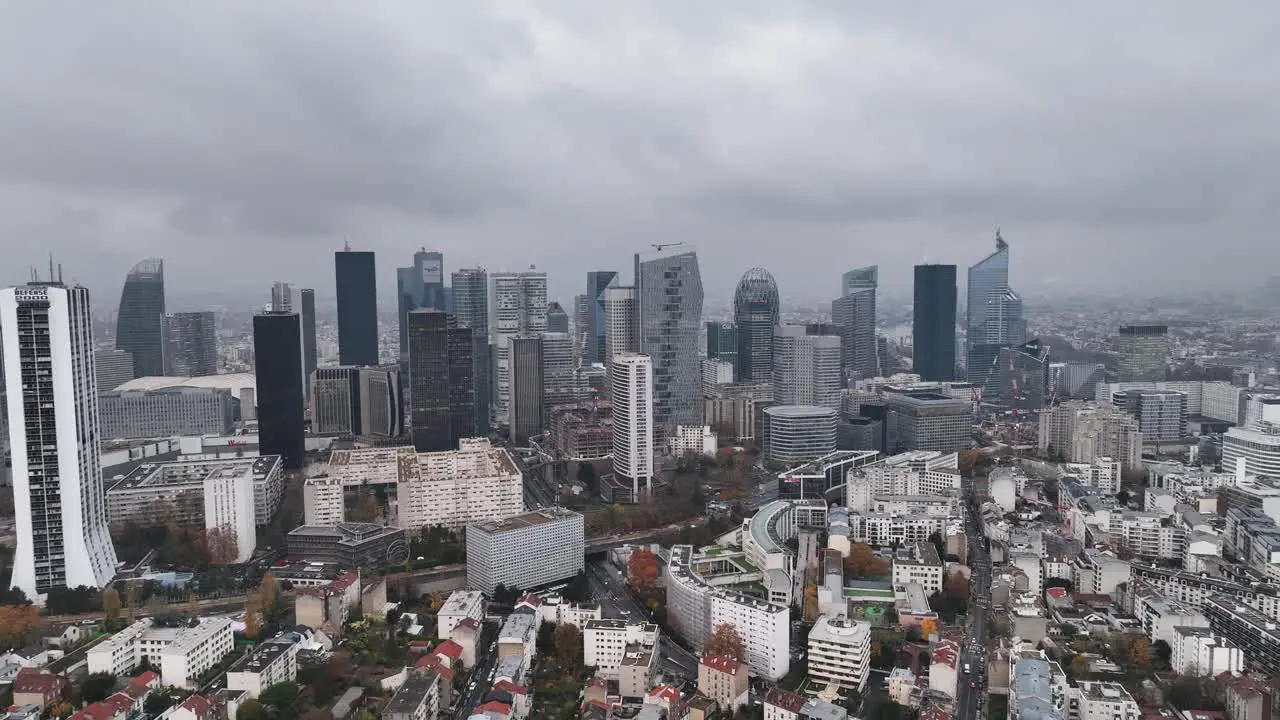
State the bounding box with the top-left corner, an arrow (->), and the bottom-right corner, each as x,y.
891,542 -> 945,595
618,643 -> 658,701
437,591 -> 485,639
87,618 -> 236,690
225,631 -> 302,698
11,668 -> 68,710
1169,626 -> 1244,677
929,638 -> 960,698
697,655 -> 748,714
384,670 -> 441,720
285,523 -> 409,568
497,613 -> 539,669
583,619 -> 659,678
1070,681 -> 1140,720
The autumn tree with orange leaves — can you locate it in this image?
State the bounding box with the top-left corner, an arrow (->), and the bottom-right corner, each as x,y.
704,623 -> 746,662
843,544 -> 889,580
200,525 -> 240,566
628,549 -> 659,594
0,604 -> 39,645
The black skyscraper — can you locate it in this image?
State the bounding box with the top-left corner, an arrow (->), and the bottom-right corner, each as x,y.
913,264 -> 958,381
335,247 -> 379,367
407,309 -> 473,452
254,312 -> 305,469
116,258 -> 166,377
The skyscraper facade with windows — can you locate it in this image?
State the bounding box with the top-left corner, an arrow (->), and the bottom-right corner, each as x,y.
611,353 -> 654,498
489,270 -> 548,425
912,264 -> 957,381
832,265 -> 880,382
706,322 -> 737,366
115,258 -> 166,378
408,309 -> 474,452
2,281 -> 120,601
1116,325 -> 1170,382
163,311 -> 218,377
509,336 -> 544,445
334,247 -> 379,367
604,286 -> 638,371
966,233 -> 1025,396
451,268 -> 491,434
634,249 -> 703,430
733,268 -> 780,383
772,325 -> 842,409
253,312 -> 305,469
585,271 -> 619,366
547,302 -> 570,334
398,250 -> 447,356
270,283 -> 317,402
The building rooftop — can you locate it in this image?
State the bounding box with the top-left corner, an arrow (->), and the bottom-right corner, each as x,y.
471,507 -> 582,534
112,373 -> 256,395
700,654 -> 743,675
385,670 -> 439,715
229,633 -> 298,674
107,455 -> 280,492
763,404 -> 838,418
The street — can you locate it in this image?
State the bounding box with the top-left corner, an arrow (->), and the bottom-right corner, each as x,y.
955,479 -> 993,720
451,623 -> 500,719
586,558 -> 700,681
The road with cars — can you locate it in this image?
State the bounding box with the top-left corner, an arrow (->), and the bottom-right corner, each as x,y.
955,479 -> 993,719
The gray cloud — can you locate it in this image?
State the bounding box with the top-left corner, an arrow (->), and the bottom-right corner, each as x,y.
0,1 -> 1276,304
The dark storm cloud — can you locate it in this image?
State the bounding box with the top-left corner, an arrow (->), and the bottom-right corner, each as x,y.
0,1 -> 1276,301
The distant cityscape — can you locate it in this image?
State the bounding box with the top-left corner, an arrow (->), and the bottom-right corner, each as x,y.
2,233 -> 1280,720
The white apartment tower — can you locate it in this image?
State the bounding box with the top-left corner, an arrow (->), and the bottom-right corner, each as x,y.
604,286 -> 638,375
612,353 -> 654,498
489,269 -> 548,424
2,282 -> 119,601
204,466 -> 257,564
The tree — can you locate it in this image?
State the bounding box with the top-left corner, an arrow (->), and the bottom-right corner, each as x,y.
1129,634 -> 1151,667
201,524 -> 240,566
144,693 -> 175,714
843,544 -> 889,580
944,572 -> 969,600
243,593 -> 262,639
562,571 -> 591,603
1152,639 -> 1173,670
82,672 -> 117,704
102,587 -> 122,626
920,618 -> 938,639
704,623 -> 746,662
260,573 -> 281,609
0,604 -> 39,645
553,623 -> 583,669
1070,654 -> 1090,679
259,681 -> 300,710
236,699 -> 269,720
628,549 -> 659,593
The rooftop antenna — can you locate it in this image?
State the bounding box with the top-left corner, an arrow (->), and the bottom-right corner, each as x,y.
48,253 -> 55,283
58,263 -> 63,283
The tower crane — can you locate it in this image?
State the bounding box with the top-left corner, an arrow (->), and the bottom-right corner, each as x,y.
650,242 -> 686,252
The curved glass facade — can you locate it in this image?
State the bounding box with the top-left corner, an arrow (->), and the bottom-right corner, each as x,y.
115,258 -> 166,377
733,267 -> 780,382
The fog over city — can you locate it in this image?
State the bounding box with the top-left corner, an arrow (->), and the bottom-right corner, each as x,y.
0,2 -> 1276,303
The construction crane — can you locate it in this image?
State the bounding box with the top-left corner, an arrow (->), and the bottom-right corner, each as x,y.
650,242 -> 686,252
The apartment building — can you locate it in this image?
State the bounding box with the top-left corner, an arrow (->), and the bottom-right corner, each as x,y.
1129,563 -> 1280,622
225,632 -> 301,698
384,670 -> 441,720
88,618 -> 235,689
1108,512 -> 1187,560
1070,681 -> 1140,720
891,543 -> 945,595
466,508 -> 585,594
106,456 -> 283,528
1203,595 -> 1280,674
1169,626 -> 1244,676
806,616 -> 871,693
697,655 -> 749,713
1039,401 -> 1143,469
437,591 -> 485,639
583,620 -> 659,678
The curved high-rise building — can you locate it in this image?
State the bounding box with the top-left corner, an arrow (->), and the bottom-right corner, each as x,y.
115,258 -> 166,377
733,268 -> 780,383
966,232 -> 1024,396
635,249 -> 703,430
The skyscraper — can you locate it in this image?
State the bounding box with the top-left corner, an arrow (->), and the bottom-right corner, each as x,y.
832,265 -> 879,382
997,339 -> 1051,411
611,352 -> 654,500
163,311 -> 218,377
115,258 -> 166,377
358,365 -> 403,439
407,309 -> 474,452
604,286 -> 638,367
270,283 -> 318,401
966,232 -> 1025,396
547,302 -> 570,334
705,321 -> 738,366
452,268 -> 491,434
912,264 -> 958,381
311,367 -> 361,435
573,294 -> 589,365
634,249 -> 703,430
3,280 -> 119,600
253,312 -> 305,469
1116,325 -> 1170,382
772,324 -> 842,408
398,250 -> 447,355
95,349 -> 135,393
334,247 -> 378,367
585,270 -> 619,365
509,336 -> 544,445
541,332 -> 577,412
489,269 -> 548,424
733,268 -> 780,383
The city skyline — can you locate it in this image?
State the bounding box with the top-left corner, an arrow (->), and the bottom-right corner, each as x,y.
1,5 -> 1276,304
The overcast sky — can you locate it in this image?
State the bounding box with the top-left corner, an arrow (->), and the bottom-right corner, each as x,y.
1,2 -> 1276,307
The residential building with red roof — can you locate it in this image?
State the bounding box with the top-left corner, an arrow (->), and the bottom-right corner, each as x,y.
698,655 -> 748,713
170,694 -> 218,720
929,638 -> 961,698
11,668 -> 68,709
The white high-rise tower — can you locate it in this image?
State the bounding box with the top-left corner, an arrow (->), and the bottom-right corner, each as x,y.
489,269 -> 548,425
611,352 -> 654,499
2,281 -> 119,601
